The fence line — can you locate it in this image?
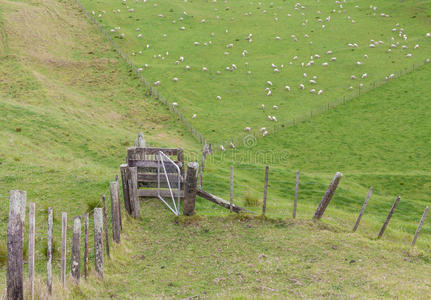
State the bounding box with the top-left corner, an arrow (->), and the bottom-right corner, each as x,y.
73,0 -> 207,146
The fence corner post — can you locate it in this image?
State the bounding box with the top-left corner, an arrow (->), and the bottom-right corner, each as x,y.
184,162 -> 199,216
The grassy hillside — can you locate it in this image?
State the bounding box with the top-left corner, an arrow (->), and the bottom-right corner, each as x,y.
80,0 -> 431,144
1,0 -> 431,298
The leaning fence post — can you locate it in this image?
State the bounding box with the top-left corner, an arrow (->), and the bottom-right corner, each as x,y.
120,164 -> 131,215
378,196 -> 401,239
71,217 -> 81,282
94,208 -> 104,279
84,213 -> 89,281
102,195 -> 110,258
411,206 -> 429,247
47,207 -> 53,294
7,190 -> 26,300
110,181 -> 121,244
293,170 -> 299,219
230,166 -> 234,213
115,175 -> 122,230
28,203 -> 35,300
313,172 -> 343,220
353,187 -> 373,232
61,212 -> 67,288
262,166 -> 269,216
184,162 -> 199,216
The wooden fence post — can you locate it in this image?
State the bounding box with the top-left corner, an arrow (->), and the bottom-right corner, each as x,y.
293,170 -> 299,219
378,196 -> 401,239
115,175 -> 122,230
7,190 -> 26,300
184,162 -> 199,216
120,164 -> 131,215
126,167 -> 140,219
94,208 -> 104,279
84,213 -> 89,281
61,212 -> 67,288
230,166 -> 234,213
352,187 -> 373,232
313,172 -> 343,220
411,206 -> 429,247
110,181 -> 121,244
262,166 -> 269,216
102,195 -> 110,258
28,203 -> 35,300
47,207 -> 53,294
71,216 -> 81,282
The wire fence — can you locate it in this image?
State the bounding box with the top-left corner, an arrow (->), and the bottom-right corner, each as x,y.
73,0 -> 208,146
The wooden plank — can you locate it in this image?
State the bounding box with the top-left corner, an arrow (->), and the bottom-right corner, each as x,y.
378,196 -> 401,239
128,147 -> 179,156
47,207 -> 53,294
138,189 -> 184,198
196,189 -> 249,214
184,162 -> 199,216
71,216 -> 81,282
138,173 -> 183,182
28,203 -> 35,300
313,172 -> 343,220
7,190 -> 26,300
102,196 -> 110,258
61,212 -> 67,288
110,182 -> 120,244
352,187 -> 373,232
293,170 -> 299,219
128,160 -> 183,169
263,166 -> 269,216
84,213 -> 89,281
120,164 -> 131,215
412,206 -> 429,247
94,208 -> 104,279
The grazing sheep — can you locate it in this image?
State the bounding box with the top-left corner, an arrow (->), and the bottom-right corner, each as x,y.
427,33 -> 431,38
185,65 -> 191,70
299,84 -> 305,90
273,105 -> 278,110
220,145 -> 225,151
361,73 -> 368,79
230,142 -> 235,149
244,127 -> 251,132
192,114 -> 197,119
318,90 -> 323,95
261,104 -> 265,110
267,81 -> 273,86
266,90 -> 272,96
216,96 -> 222,100
263,131 -> 268,137
173,77 -> 178,82
154,80 -> 161,86
172,102 -> 178,107
285,85 -> 291,91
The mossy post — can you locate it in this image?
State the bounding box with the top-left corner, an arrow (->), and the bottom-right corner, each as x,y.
293,170 -> 299,219
28,203 -> 35,300
115,175 -> 122,230
110,181 -> 121,244
71,216 -> 81,283
313,172 -> 343,220
378,196 -> 401,239
102,195 -> 110,258
7,190 -> 26,300
184,162 -> 199,216
61,212 -> 67,288
353,187 -> 373,232
120,164 -> 131,215
84,213 -> 89,281
262,166 -> 269,216
94,208 -> 104,279
412,206 -> 429,247
47,207 -> 53,294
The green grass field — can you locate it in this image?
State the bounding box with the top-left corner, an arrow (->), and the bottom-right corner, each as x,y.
1,0 -> 431,298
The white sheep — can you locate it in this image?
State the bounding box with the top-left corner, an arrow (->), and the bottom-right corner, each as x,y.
262,131 -> 268,137
285,85 -> 291,91
266,90 -> 272,96
318,90 -> 323,95
154,80 -> 161,86
192,114 -> 197,119
244,127 -> 251,132
173,77 -> 178,82
172,102 -> 178,107
216,96 -> 222,100
273,105 -> 278,110
267,81 -> 273,86
261,104 -> 265,110
220,145 -> 225,151
427,33 -> 431,38
230,142 -> 235,149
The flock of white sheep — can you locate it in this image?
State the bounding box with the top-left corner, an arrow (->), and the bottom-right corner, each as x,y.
90,0 -> 431,150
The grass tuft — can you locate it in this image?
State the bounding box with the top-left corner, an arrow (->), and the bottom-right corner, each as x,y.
243,192 -> 262,207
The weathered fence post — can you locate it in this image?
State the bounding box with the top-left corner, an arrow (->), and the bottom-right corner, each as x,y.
127,166 -> 140,219
230,166 -> 234,213
28,203 -> 35,300
378,196 -> 401,239
115,175 -> 122,230
7,190 -> 26,300
110,181 -> 121,244
102,195 -> 110,258
352,187 -> 373,232
61,212 -> 67,288
47,207 -> 53,294
84,213 -> 89,281
313,172 -> 343,220
293,170 -> 299,219
71,217 -> 81,282
94,208 -> 104,279
184,162 -> 199,216
262,166 -> 269,216
411,206 -> 429,247
120,164 -> 131,215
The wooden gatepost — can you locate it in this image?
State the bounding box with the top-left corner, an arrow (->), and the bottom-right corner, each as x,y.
120,146 -> 185,218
